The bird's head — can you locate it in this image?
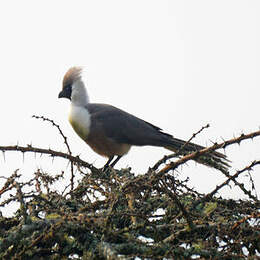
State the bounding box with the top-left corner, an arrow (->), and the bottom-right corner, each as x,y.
58,67 -> 89,106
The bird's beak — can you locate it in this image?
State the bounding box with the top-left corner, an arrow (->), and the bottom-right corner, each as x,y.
58,89 -> 71,100
58,90 -> 66,98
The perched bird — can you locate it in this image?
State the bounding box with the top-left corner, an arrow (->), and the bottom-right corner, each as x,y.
58,67 -> 229,171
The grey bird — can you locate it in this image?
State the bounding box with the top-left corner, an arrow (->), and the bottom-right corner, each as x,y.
58,67 -> 229,170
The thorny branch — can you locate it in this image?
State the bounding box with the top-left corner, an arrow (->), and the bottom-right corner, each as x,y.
154,129 -> 260,201
0,118 -> 259,259
32,115 -> 75,191
0,144 -> 99,173
152,123 -> 210,170
32,115 -> 72,155
205,160 -> 260,202
158,129 -> 260,175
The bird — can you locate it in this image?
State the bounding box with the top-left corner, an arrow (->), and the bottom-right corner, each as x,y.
58,67 -> 229,171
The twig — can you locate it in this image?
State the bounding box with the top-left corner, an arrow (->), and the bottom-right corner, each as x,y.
158,130 -> 260,175
0,145 -> 98,173
232,211 -> 260,230
152,123 -> 210,170
32,115 -> 72,154
99,242 -> 135,260
155,130 -> 260,200
32,115 -> 75,192
14,179 -> 28,223
159,179 -> 195,230
0,170 -> 21,196
205,160 -> 260,201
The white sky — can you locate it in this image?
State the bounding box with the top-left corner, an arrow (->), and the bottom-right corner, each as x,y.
0,0 -> 259,200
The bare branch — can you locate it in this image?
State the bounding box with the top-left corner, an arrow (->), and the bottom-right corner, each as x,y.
158,129 -> 260,175
0,144 -> 99,173
32,115 -> 75,191
152,123 -> 210,170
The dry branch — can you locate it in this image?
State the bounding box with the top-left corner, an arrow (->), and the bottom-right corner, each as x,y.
0,120 -> 259,258
32,115 -> 75,191
158,129 -> 260,175
0,144 -> 99,173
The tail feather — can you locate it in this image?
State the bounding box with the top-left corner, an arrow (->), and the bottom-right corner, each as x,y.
164,137 -> 230,172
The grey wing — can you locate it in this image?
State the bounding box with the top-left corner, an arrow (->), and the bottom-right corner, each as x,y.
86,103 -> 171,146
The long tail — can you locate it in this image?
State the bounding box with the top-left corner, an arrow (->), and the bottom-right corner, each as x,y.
164,137 -> 230,173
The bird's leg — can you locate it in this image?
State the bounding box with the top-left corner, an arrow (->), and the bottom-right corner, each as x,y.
103,156 -> 114,169
110,155 -> 122,168
103,156 -> 122,172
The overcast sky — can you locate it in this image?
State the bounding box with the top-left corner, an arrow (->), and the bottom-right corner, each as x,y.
0,0 -> 259,200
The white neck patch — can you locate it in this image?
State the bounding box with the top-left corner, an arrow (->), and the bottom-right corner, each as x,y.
71,80 -> 89,106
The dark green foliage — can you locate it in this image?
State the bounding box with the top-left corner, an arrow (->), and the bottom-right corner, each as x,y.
0,118 -> 259,259
0,166 -> 259,259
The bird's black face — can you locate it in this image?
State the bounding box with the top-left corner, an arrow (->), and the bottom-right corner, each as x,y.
58,84 -> 72,100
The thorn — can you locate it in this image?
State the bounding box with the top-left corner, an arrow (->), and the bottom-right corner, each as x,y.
66,160 -> 70,169
22,152 -> 25,163
2,151 -> 5,162
209,139 -> 214,145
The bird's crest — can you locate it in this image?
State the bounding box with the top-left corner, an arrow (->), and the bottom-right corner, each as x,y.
63,67 -> 83,88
